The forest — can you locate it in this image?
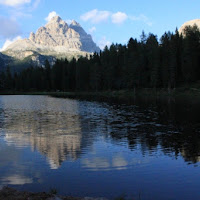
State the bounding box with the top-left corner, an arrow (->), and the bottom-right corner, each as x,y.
0,25 -> 200,92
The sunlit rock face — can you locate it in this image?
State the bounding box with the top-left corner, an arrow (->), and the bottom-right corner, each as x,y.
2,16 -> 100,61
179,19 -> 200,35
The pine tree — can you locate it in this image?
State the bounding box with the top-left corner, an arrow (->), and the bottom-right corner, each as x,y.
44,60 -> 51,91
146,34 -> 160,88
182,25 -> 200,83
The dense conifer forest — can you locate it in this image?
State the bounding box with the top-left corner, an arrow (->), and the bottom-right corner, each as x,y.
1,25 -> 200,92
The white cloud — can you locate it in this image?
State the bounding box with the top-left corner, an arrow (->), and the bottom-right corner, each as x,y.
0,0 -> 31,6
111,12 -> 128,24
0,36 -> 22,51
98,36 -> 111,50
45,11 -> 58,22
130,14 -> 152,26
80,9 -> 111,24
0,16 -> 21,38
80,10 -> 152,27
0,1 -> 41,20
89,26 -> 96,33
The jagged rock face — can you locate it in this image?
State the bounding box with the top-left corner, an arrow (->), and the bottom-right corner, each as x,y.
2,16 -> 100,61
179,19 -> 200,35
30,17 -> 81,48
69,20 -> 98,52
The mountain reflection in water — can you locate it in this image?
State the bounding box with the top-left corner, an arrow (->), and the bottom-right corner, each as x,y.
0,96 -> 96,169
0,95 -> 200,166
0,95 -> 200,199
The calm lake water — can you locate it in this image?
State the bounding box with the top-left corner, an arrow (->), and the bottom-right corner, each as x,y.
0,95 -> 200,200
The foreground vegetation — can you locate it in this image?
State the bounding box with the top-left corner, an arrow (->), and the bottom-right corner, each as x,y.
1,25 -> 200,94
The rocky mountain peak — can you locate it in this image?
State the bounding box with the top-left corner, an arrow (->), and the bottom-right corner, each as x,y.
179,19 -> 200,35
2,15 -> 100,63
70,20 -> 81,27
49,15 -> 62,23
45,16 -> 68,34
46,15 -> 67,27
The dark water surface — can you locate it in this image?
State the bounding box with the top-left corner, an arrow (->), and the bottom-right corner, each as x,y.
0,95 -> 200,200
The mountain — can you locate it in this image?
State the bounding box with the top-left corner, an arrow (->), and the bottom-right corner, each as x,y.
179,19 -> 200,35
0,16 -> 100,70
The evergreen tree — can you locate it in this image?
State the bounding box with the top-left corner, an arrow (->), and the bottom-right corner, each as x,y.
5,66 -> 13,90
146,34 -> 160,88
89,53 -> 102,91
0,72 -> 6,91
126,38 -> 140,89
182,25 -> 200,83
44,60 -> 51,91
68,58 -> 77,90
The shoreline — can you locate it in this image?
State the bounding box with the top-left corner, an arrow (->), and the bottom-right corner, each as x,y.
0,187 -> 107,200
0,87 -> 200,101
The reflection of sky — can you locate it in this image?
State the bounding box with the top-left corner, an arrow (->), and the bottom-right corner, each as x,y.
1,96 -> 200,199
2,175 -> 32,185
0,140 -> 43,189
82,155 -> 129,171
81,141 -> 150,171
0,140 -> 20,168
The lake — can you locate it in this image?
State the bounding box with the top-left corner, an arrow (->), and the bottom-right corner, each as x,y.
0,95 -> 200,200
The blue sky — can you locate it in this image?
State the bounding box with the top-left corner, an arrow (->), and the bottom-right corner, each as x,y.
0,0 -> 200,50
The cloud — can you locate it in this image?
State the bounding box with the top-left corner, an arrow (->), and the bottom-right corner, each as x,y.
80,10 -> 152,27
0,16 -> 21,38
111,12 -> 128,24
130,14 -> 152,26
0,36 -> 22,51
0,1 -> 41,20
80,9 -> 111,24
31,0 -> 40,10
98,36 -> 111,50
89,26 -> 96,33
0,0 -> 31,7
45,11 -> 58,22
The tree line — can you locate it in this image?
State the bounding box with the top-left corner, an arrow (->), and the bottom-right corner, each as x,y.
1,25 -> 200,92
